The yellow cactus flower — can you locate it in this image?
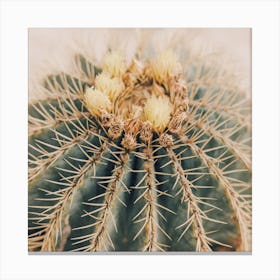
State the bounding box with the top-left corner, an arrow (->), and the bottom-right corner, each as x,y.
95,73 -> 124,102
103,51 -> 126,78
143,95 -> 173,133
150,50 -> 182,84
85,87 -> 111,117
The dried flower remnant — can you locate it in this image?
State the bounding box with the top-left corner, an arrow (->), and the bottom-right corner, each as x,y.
103,51 -> 127,78
84,87 -> 111,117
149,50 -> 182,84
95,73 -> 124,102
143,95 -> 173,133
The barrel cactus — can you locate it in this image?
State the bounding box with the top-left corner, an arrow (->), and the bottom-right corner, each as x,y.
28,39 -> 251,252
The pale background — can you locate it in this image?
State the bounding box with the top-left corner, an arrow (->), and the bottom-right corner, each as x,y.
28,28 -> 251,100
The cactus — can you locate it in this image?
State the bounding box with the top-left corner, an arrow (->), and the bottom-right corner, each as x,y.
28,43 -> 251,252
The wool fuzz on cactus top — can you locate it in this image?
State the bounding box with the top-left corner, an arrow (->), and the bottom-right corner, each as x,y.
28,48 -> 251,252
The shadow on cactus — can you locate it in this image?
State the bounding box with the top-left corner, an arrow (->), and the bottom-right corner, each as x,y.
28,48 -> 251,252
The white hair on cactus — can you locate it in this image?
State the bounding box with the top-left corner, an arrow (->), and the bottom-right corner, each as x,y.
143,95 -> 173,133
95,72 -> 124,102
85,87 -> 111,117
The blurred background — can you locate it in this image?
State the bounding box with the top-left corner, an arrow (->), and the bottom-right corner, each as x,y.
29,28 -> 251,99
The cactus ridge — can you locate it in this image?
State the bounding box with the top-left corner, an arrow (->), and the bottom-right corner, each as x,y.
28,50 -> 251,252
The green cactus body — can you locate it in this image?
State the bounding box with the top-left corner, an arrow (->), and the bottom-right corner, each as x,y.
28,49 -> 251,252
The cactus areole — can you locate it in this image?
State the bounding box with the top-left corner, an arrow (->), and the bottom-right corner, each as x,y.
28,49 -> 251,252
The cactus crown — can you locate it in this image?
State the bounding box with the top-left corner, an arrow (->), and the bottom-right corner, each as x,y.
84,50 -> 187,142
28,42 -> 251,252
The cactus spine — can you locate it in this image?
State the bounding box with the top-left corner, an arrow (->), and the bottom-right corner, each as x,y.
28,46 -> 251,252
